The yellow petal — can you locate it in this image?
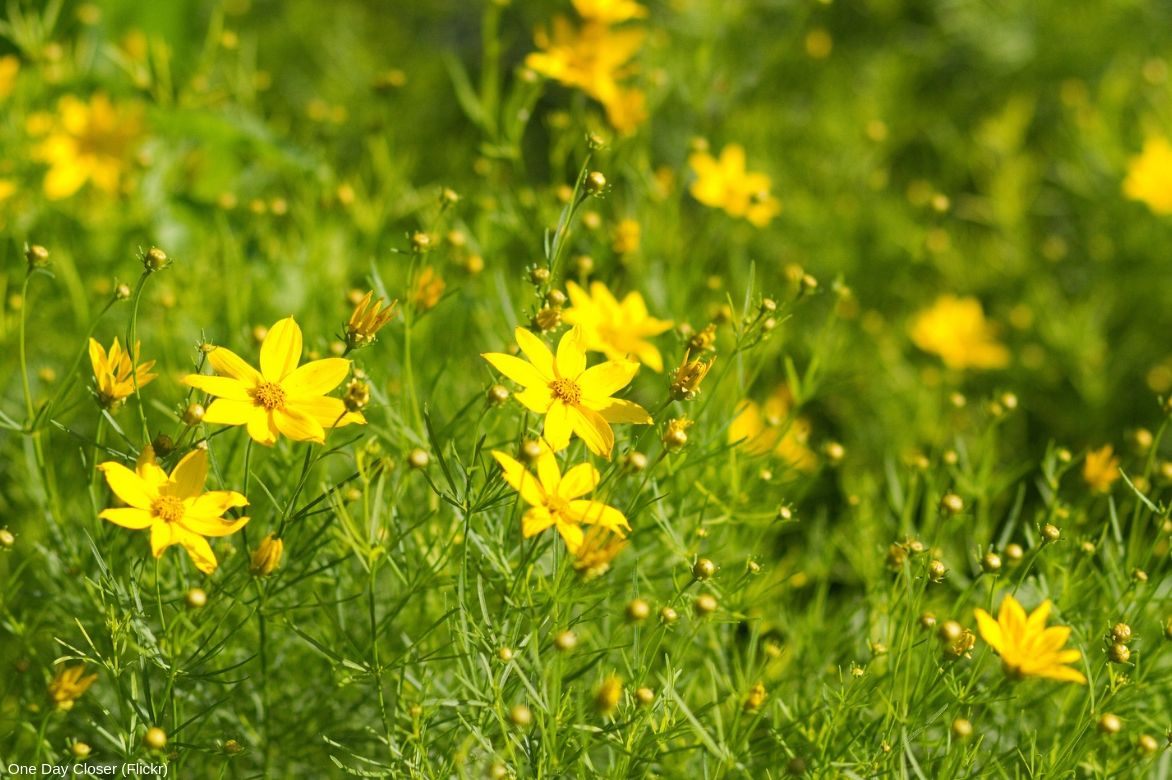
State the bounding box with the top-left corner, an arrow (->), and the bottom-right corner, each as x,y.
99,507 -> 154,529
135,446 -> 169,488
182,373 -> 252,401
543,402 -> 574,451
98,461 -> 157,509
558,462 -> 599,500
150,521 -> 176,557
534,449 -> 562,495
281,358 -> 351,397
286,396 -> 364,428
515,386 -> 554,414
568,404 -> 613,458
173,526 -> 218,574
202,398 -> 257,426
247,408 -> 279,446
999,594 -> 1027,642
44,161 -> 88,199
556,520 -> 584,552
577,359 -> 639,398
567,500 -> 630,534
492,450 -> 545,506
206,346 -> 263,385
186,490 -> 249,520
1025,599 -> 1053,634
514,327 -> 556,380
556,326 -> 587,379
167,449 -> 208,499
632,342 -> 664,372
482,352 -> 549,390
274,406 -> 325,443
88,338 -> 107,377
181,510 -> 249,538
973,608 -> 1003,651
260,317 -> 303,382
589,397 -> 652,424
522,507 -> 557,538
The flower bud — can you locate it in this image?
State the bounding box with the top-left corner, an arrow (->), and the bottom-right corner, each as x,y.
143,246 -> 170,271
182,403 -> 205,425
250,533 -> 284,577
584,171 -> 607,195
144,727 -> 168,750
185,587 -> 208,609
625,598 -> 650,622
1098,713 -> 1122,735
407,448 -> 430,469
26,244 -> 50,270
553,630 -> 577,651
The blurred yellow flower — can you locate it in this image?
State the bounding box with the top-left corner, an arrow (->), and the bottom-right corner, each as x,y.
688,144 -> 781,227
1123,137 -> 1172,215
482,326 -> 651,458
909,295 -> 1009,370
250,532 -> 285,576
48,664 -> 97,711
88,337 -> 157,409
974,595 -> 1086,684
526,18 -> 646,134
183,317 -> 365,446
30,93 -> 143,200
563,280 -> 673,371
346,290 -> 397,349
573,525 -> 628,578
0,180 -> 14,202
411,267 -> 445,311
728,386 -> 816,471
491,447 -> 630,551
612,218 -> 641,254
1082,445 -> 1120,493
0,55 -> 19,99
97,447 -> 249,575
573,0 -> 647,23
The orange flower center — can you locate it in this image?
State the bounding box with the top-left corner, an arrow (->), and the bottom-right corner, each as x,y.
253,381 -> 286,411
549,378 -> 582,405
150,495 -> 185,524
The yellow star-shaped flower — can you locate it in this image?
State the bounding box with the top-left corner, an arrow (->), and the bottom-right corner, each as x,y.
974,594 -> 1086,684
563,281 -> 673,372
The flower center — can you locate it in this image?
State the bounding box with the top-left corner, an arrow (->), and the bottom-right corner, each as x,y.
253,382 -> 286,411
544,495 -> 570,515
150,495 -> 185,525
549,378 -> 582,405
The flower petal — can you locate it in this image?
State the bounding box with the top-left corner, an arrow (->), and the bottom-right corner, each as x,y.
135,446 -> 169,488
99,507 -> 154,529
556,326 -> 587,379
534,449 -> 562,495
202,398 -> 258,427
999,595 -> 1027,643
568,404 -> 614,458
589,397 -> 652,424
247,409 -> 279,446
556,520 -> 584,552
543,402 -> 574,452
492,451 -> 545,506
286,397 -> 365,428
973,608 -> 1003,652
558,462 -> 599,500
150,521 -> 176,557
173,526 -> 218,574
522,506 -> 557,538
483,352 -> 549,390
577,359 -> 639,398
514,327 -> 555,380
274,406 -> 325,443
567,500 -> 630,534
98,461 -> 157,509
206,346 -> 263,385
260,317 -> 303,382
167,449 -> 208,499
185,490 -> 248,519
182,373 -> 252,401
282,358 -> 351,397
181,510 -> 249,538
515,385 -> 554,414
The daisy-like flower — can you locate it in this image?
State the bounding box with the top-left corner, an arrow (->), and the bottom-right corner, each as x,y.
97,447 -> 249,574
974,594 -> 1086,684
482,326 -> 651,458
88,337 -> 157,409
492,447 -> 630,551
688,143 -> 781,227
728,386 -> 816,471
909,295 -> 1010,370
28,93 -> 143,200
1082,445 -> 1120,494
183,317 -> 365,446
1123,136 -> 1172,215
572,524 -> 628,579
345,290 -> 397,350
563,281 -> 674,372
48,664 -> 98,711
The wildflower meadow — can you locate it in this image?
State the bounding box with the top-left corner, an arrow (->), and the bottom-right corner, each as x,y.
3,0 -> 1172,777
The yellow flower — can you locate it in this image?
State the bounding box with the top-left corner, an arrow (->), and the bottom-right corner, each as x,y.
48,664 -> 98,710
563,281 -> 673,371
974,595 -> 1086,684
573,524 -> 628,578
482,326 -> 651,458
728,386 -> 816,471
688,144 -> 781,227
909,295 -> 1009,370
573,0 -> 647,23
612,218 -> 641,254
0,179 -> 15,203
0,55 -> 18,100
411,267 -> 445,311
97,447 -> 249,575
1123,137 -> 1172,215
182,317 -> 365,446
30,93 -> 143,200
1083,445 -> 1120,494
250,532 -> 284,576
88,337 -> 157,409
670,350 -> 716,400
525,18 -> 646,134
346,291 -> 397,350
491,447 -> 630,551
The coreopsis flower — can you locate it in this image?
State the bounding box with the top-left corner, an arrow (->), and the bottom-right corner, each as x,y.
48,664 -> 97,710
594,675 -> 623,714
574,0 -> 646,23
688,144 -> 781,227
670,350 -> 716,400
728,386 -> 816,471
482,326 -> 651,458
974,595 -> 1086,684
1083,445 -> 1120,494
411,267 -> 445,311
0,55 -> 18,100
525,18 -> 647,134
563,280 -> 674,371
612,218 -> 641,254
346,291 -> 397,349
909,295 -> 1009,370
182,317 -> 365,446
492,447 -> 630,551
573,524 -> 628,578
1123,137 -> 1172,215
88,337 -> 157,409
250,532 -> 284,576
29,93 -> 143,199
97,447 -> 249,574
